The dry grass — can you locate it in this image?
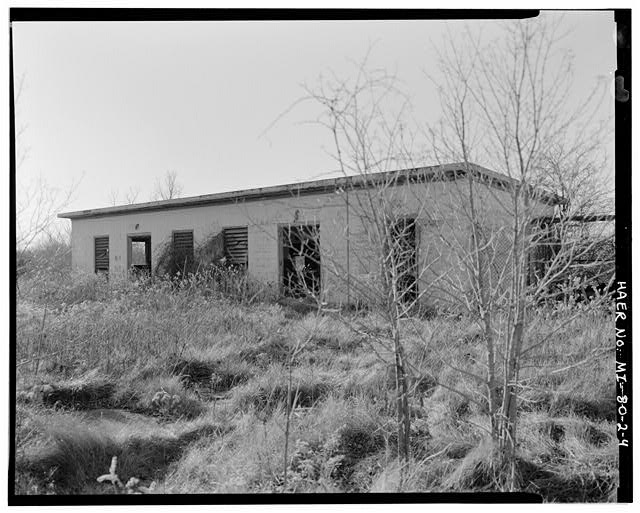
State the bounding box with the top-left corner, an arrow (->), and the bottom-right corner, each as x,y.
15,269 -> 618,500
15,406 -> 227,494
230,365 -> 336,413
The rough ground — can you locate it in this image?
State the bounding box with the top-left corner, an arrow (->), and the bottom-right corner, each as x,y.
15,278 -> 618,499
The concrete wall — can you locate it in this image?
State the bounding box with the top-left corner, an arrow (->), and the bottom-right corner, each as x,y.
70,191 -> 349,302
69,179 -> 555,306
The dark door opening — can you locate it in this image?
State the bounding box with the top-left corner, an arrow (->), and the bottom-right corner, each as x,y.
172,230 -> 195,275
128,235 -> 151,277
391,217 -> 418,304
280,224 -> 321,297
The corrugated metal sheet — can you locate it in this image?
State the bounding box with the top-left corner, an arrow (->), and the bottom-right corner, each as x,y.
224,226 -> 248,266
94,236 -> 109,273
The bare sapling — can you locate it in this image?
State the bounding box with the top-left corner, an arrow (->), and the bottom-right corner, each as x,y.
424,18 -> 614,489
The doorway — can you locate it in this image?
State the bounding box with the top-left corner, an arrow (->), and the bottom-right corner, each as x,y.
390,217 -> 418,304
128,234 -> 151,276
279,224 -> 321,297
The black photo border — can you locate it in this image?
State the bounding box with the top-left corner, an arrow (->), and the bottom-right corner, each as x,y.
8,7 -> 630,506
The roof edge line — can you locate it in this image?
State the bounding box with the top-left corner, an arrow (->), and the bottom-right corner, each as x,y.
58,163 -> 564,219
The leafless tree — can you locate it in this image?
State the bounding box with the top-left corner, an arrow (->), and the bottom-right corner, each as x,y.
107,187 -> 120,206
15,74 -> 80,270
249,63 -> 425,478
251,18 -> 612,491
124,185 -> 141,205
152,170 -> 183,201
294,61 -> 433,474
286,19 -> 612,490
106,185 -> 143,206
422,18 -> 614,489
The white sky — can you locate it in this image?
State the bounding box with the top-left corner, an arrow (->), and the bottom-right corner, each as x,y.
12,11 -> 615,216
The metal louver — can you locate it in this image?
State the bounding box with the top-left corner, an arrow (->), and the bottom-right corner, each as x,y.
172,230 -> 194,256
223,227 -> 248,266
94,236 -> 109,273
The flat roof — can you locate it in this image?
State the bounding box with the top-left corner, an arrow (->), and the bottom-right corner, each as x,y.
58,162 -> 564,220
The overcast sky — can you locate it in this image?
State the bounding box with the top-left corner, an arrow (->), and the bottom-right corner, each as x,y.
13,11 -> 615,217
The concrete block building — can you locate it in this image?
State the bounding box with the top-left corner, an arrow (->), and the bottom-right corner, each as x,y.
59,163 -> 561,306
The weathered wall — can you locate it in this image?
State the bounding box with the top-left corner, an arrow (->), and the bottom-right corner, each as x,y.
70,191 -> 349,302
69,179 -> 555,306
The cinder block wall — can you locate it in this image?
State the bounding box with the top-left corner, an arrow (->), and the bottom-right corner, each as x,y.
70,191 -> 351,302
69,180 -> 555,306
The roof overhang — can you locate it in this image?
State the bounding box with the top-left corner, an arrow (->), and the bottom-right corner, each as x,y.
58,162 -> 565,220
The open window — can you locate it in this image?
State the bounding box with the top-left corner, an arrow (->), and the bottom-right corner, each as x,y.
279,224 -> 321,297
390,217 -> 418,304
94,236 -> 109,274
128,234 -> 151,276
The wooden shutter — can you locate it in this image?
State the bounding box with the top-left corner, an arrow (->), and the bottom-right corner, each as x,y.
95,236 -> 109,273
224,227 -> 248,266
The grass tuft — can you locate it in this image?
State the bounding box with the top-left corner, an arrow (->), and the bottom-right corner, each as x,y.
16,411 -> 225,494
15,267 -> 617,499
231,366 -> 335,413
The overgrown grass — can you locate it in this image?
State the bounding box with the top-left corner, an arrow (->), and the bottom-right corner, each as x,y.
15,266 -> 617,500
15,405 -> 227,494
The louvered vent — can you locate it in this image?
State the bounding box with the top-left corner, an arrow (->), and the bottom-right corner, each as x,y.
94,236 -> 109,273
173,230 -> 194,259
224,227 -> 248,266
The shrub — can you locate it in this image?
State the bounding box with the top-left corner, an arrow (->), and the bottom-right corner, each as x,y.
17,236 -> 71,279
153,231 -> 273,304
19,269 -> 110,307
